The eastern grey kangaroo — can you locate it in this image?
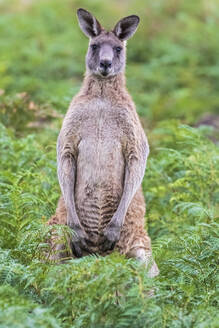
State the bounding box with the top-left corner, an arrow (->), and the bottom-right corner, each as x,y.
48,8 -> 159,277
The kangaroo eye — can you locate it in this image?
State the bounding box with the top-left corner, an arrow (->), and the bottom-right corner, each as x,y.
91,44 -> 98,50
115,46 -> 122,54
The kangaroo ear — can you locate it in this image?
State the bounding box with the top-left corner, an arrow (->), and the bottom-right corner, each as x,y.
113,15 -> 140,41
77,8 -> 102,38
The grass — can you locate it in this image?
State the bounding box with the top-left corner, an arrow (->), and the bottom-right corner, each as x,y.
0,0 -> 218,327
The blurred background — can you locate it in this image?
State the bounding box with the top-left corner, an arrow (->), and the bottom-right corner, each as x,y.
0,2 -> 218,327
0,0 -> 219,136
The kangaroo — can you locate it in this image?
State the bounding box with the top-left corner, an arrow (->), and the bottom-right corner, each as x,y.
47,8 -> 159,277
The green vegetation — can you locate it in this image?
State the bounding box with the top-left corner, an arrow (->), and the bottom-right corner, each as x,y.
0,0 -> 218,327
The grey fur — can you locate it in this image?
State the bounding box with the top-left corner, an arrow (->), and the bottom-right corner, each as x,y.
48,9 -> 159,278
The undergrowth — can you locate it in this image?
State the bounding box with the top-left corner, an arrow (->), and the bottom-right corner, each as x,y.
0,0 -> 219,327
0,122 -> 218,327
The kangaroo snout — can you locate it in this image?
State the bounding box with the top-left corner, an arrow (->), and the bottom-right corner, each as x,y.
100,60 -> 112,69
99,60 -> 112,76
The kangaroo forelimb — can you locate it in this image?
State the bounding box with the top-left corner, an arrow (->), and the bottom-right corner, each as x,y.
57,138 -> 90,257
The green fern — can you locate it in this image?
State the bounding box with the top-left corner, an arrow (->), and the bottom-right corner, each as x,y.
0,0 -> 219,326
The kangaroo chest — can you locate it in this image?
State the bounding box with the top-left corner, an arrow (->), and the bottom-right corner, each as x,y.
74,98 -> 125,245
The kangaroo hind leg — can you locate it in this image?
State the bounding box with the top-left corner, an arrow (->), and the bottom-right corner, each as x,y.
127,245 -> 159,278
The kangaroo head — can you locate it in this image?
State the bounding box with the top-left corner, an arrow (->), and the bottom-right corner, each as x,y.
77,8 -> 140,78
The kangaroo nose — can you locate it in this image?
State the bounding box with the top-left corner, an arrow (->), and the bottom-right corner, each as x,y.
100,60 -> 112,70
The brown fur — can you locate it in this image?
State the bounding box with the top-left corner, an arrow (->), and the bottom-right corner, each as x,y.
49,187 -> 151,255
47,9 -> 159,277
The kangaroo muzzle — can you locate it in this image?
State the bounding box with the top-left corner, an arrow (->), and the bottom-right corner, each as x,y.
99,44 -> 113,76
